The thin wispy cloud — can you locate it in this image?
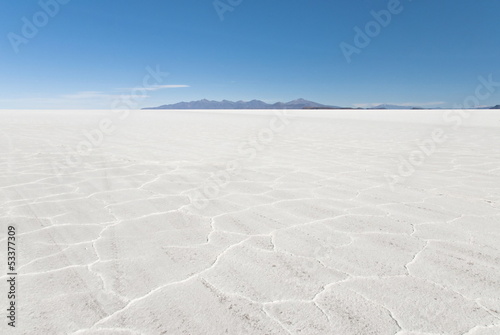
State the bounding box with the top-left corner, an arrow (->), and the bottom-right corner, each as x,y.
0,89 -> 151,109
0,83 -> 190,109
151,84 -> 190,89
118,84 -> 190,91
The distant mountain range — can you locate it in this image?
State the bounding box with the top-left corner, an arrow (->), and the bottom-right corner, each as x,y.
369,104 -> 500,110
367,104 -> 425,110
142,99 -> 500,110
143,99 -> 341,110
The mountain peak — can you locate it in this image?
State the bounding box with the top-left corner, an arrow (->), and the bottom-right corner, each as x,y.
143,99 -> 338,110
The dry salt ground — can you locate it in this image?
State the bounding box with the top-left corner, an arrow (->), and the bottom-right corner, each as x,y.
0,109 -> 499,335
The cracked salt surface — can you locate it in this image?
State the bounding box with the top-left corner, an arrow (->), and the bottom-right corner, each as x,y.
0,109 -> 499,334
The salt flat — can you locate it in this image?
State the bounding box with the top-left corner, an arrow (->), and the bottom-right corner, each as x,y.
0,109 -> 499,335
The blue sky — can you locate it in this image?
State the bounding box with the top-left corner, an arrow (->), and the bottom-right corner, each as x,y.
1,0 -> 499,109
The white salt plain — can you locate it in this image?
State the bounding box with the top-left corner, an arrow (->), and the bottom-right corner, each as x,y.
0,109 -> 499,334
